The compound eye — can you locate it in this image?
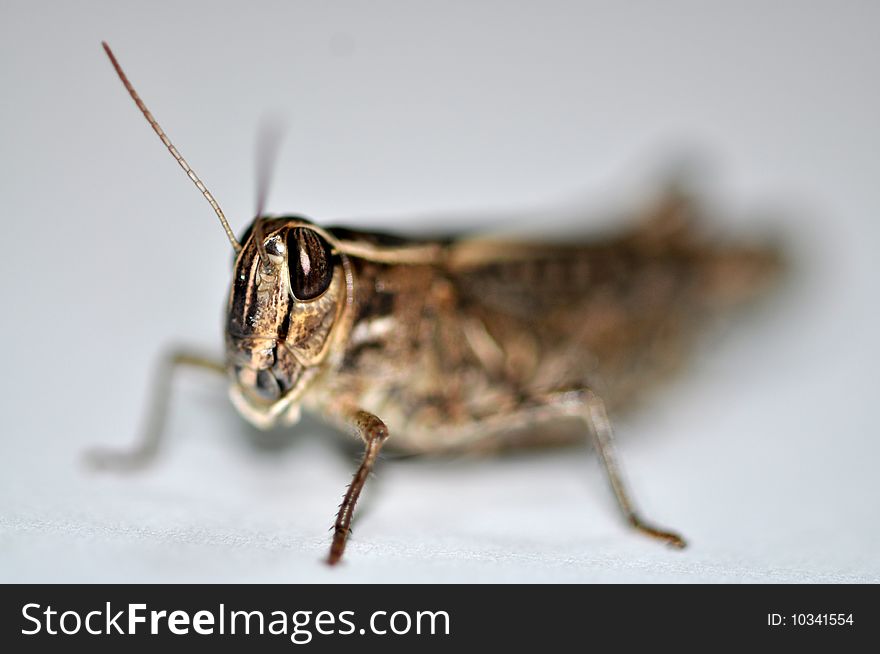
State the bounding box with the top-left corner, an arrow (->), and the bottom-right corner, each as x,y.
287,227 -> 334,300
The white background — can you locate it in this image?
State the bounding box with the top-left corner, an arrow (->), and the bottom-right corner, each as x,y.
1,1 -> 878,582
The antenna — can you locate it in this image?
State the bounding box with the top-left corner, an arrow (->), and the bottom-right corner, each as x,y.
254,116 -> 285,224
252,118 -> 285,269
102,42 -> 242,252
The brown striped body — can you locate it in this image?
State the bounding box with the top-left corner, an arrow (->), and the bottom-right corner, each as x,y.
225,193 -> 781,453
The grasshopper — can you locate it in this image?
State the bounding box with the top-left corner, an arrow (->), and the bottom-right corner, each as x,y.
92,43 -> 781,565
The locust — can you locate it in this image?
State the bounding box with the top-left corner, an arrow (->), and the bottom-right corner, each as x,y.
91,43 -> 782,565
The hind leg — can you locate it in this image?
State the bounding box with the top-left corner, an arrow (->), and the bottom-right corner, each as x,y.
439,387 -> 687,548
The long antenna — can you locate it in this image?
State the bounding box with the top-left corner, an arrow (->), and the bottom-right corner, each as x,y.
254,116 -> 284,224
102,42 -> 242,252
251,118 -> 285,269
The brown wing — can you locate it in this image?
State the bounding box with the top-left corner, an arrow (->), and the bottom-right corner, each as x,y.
447,208 -> 781,411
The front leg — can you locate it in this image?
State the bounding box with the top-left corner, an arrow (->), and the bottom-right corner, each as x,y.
327,410 -> 390,565
85,347 -> 225,472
